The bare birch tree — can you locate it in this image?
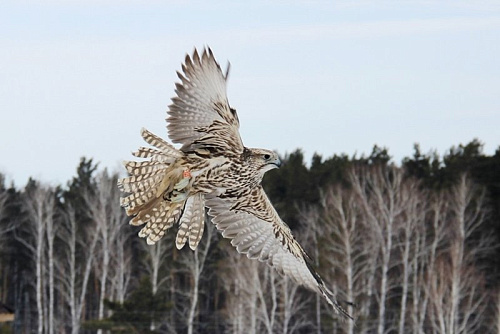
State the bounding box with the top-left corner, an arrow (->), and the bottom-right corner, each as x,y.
177,220 -> 216,334
220,228 -> 313,334
393,178 -> 428,334
340,165 -> 441,334
408,189 -> 445,334
141,236 -> 172,331
109,224 -> 133,304
317,184 -> 376,334
219,251 -> 260,334
44,196 -> 57,334
17,183 -> 56,334
255,263 -> 278,333
278,275 -> 313,334
350,165 -> 407,334
142,237 -> 172,296
57,204 -> 100,334
84,170 -> 127,328
427,175 -> 492,334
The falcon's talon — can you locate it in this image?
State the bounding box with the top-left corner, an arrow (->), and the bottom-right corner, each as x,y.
170,190 -> 188,203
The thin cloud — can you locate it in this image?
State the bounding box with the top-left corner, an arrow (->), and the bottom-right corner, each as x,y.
213,17 -> 500,44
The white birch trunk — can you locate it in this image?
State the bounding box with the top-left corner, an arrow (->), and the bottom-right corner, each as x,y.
183,221 -> 213,334
496,289 -> 500,334
377,181 -> 395,334
83,170 -> 125,332
376,230 -> 391,334
45,205 -> 56,334
36,205 -> 44,334
419,193 -> 446,333
348,166 -> 407,334
448,176 -> 467,334
143,240 -> 169,331
282,278 -> 291,334
97,235 -> 110,334
315,295 -> 321,334
233,277 -> 242,334
186,248 -> 199,334
249,276 -> 257,334
19,185 -> 56,334
112,230 -> 132,304
426,175 -> 491,333
256,266 -> 277,334
74,218 -> 99,334
65,207 -> 79,334
397,225 -> 410,334
398,187 -> 420,334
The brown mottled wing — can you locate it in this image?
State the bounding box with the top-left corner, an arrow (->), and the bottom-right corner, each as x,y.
167,48 -> 244,155
205,186 -> 352,319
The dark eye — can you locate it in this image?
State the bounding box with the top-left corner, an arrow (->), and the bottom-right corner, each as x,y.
263,154 -> 271,160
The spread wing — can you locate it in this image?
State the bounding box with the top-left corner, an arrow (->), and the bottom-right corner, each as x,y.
167,48 -> 244,155
206,186 -> 352,319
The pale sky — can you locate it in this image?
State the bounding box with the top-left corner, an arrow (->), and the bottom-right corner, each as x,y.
1,1 -> 499,187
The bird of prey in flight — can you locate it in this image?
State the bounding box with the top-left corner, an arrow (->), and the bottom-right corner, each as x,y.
118,48 -> 351,319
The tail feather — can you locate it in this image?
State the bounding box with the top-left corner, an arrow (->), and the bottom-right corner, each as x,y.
189,214 -> 205,250
117,169 -> 164,193
124,160 -> 166,175
120,188 -> 158,214
132,147 -> 176,164
129,196 -> 162,226
118,127 -> 190,244
140,127 -> 181,156
176,193 -> 205,250
137,200 -> 186,245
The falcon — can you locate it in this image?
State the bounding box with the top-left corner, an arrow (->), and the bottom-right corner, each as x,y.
118,48 -> 351,319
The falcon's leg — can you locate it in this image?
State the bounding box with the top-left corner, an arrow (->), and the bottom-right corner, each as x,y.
170,169 -> 192,202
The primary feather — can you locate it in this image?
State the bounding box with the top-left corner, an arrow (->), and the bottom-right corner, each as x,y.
118,47 -> 352,319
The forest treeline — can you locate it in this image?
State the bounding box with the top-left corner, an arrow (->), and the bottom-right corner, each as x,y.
0,139 -> 499,333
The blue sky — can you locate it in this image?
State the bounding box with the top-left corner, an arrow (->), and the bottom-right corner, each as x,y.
1,1 -> 499,187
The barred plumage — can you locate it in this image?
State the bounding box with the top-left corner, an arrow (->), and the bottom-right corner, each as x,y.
132,147 -> 175,164
118,47 -> 352,319
137,201 -> 184,245
176,193 -> 205,250
140,127 -> 180,155
117,169 -> 164,193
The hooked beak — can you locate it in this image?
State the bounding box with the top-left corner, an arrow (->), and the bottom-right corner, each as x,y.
271,157 -> 281,169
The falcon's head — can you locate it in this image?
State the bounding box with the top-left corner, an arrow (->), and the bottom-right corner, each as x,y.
244,148 -> 281,179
